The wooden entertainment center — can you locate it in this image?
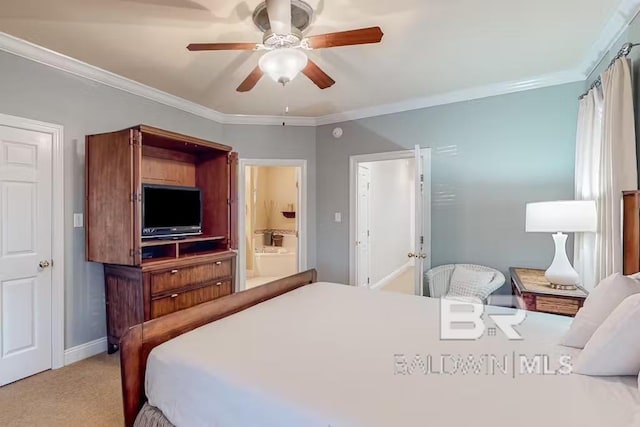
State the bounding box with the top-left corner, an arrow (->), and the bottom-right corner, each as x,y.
86,125 -> 238,353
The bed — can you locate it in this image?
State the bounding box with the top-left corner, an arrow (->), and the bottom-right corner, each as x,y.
120,269 -> 640,427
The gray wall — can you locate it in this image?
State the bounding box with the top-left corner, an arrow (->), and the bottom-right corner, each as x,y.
0,46 -> 582,348
0,51 -> 316,349
316,82 -> 583,291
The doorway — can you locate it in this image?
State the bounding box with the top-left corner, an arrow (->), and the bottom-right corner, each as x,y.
0,113 -> 64,385
349,147 -> 431,296
237,159 -> 307,291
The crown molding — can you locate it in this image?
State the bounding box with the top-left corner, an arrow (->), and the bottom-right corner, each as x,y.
317,0 -> 640,126
0,31 -> 584,128
3,0 -> 640,130
0,31 -> 315,127
579,0 -> 640,79
315,70 -> 583,125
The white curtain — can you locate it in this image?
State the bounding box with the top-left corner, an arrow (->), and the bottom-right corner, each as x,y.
574,86 -> 603,289
574,58 -> 637,289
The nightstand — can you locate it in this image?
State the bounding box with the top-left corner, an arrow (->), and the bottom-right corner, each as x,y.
510,267 -> 588,317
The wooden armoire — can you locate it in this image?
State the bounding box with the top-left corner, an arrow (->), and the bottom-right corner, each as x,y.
86,125 -> 238,353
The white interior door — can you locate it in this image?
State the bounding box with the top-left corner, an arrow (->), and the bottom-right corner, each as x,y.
413,146 -> 431,296
0,125 -> 52,385
357,165 -> 371,287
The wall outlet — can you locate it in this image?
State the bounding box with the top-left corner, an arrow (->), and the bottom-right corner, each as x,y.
334,212 -> 342,223
73,213 -> 84,228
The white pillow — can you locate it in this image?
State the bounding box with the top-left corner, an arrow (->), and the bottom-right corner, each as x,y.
561,273 -> 640,348
446,266 -> 495,300
573,293 -> 640,376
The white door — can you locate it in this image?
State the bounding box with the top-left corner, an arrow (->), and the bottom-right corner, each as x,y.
0,125 -> 53,385
412,146 -> 431,296
356,165 -> 371,287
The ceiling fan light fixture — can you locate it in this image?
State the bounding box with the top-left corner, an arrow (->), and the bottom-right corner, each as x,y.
258,48 -> 308,85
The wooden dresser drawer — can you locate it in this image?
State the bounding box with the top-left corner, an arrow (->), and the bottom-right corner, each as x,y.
510,267 -> 587,317
535,296 -> 580,316
150,259 -> 232,295
150,280 -> 232,318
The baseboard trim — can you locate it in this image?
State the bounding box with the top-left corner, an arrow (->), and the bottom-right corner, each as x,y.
370,262 -> 414,291
64,337 -> 107,366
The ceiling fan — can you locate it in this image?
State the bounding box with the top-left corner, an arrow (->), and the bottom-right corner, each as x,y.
186,0 -> 384,92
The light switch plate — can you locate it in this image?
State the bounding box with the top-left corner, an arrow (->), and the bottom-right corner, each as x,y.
73,213 -> 84,228
334,212 -> 342,223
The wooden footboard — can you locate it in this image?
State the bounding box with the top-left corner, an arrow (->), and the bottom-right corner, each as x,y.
119,269 -> 318,427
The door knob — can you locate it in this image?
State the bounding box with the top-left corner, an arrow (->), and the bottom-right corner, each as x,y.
39,260 -> 51,269
408,253 -> 427,259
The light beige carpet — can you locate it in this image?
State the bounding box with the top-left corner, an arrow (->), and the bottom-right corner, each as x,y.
0,352 -> 122,427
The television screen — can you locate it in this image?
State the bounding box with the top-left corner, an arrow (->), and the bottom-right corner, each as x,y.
142,185 -> 202,236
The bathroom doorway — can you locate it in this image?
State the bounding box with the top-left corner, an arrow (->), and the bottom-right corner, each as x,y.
237,159 -> 307,291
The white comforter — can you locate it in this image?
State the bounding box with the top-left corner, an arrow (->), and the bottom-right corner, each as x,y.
146,283 -> 640,427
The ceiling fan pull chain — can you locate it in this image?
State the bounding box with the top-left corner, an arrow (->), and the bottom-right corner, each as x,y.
282,89 -> 290,126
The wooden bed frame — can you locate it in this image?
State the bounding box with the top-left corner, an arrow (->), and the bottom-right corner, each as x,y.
119,269 -> 317,427
623,191 -> 640,275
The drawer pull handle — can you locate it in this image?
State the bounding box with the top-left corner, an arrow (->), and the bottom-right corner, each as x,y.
170,293 -> 178,298
215,261 -> 222,266
216,282 -> 222,286
170,269 -> 179,274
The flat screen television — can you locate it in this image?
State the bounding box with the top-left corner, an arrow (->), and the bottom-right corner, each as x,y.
142,184 -> 202,239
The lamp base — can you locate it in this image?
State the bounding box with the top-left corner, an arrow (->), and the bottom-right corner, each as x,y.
549,283 -> 578,291
544,232 -> 580,288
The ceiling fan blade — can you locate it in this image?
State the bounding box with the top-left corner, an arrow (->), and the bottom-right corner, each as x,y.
187,42 -> 257,51
265,0 -> 291,35
302,60 -> 335,89
236,66 -> 264,92
308,26 -> 384,49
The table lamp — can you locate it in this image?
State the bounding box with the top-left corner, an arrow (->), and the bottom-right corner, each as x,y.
525,200 -> 597,289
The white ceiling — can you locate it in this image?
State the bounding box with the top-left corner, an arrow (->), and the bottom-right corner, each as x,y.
0,0 -> 624,117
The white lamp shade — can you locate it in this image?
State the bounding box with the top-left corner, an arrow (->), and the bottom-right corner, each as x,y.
258,48 -> 308,84
526,200 -> 597,233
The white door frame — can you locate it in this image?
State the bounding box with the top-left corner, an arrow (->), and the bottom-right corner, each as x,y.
356,164 -> 372,287
237,159 -> 308,291
348,149 -> 431,288
0,113 -> 64,369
